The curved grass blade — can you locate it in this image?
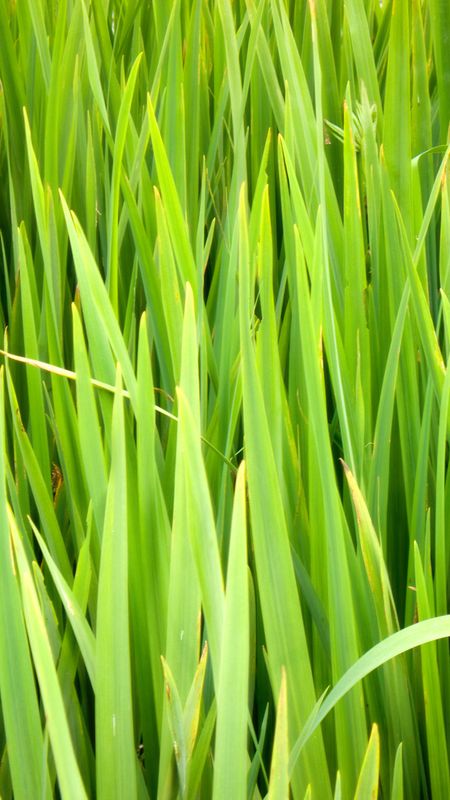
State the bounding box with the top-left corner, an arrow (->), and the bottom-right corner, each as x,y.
289,616 -> 450,773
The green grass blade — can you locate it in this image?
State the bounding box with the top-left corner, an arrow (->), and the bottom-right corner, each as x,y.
31,522 -> 96,688
106,53 -> 142,313
413,544 -> 450,798
238,187 -> 331,798
0,370 -> 46,800
95,367 -> 137,800
290,616 -> 450,770
268,669 -> 289,800
354,724 -> 380,800
390,744 -> 403,800
429,0 -> 450,142
213,462 -> 249,800
60,193 -> 138,412
10,510 -> 87,799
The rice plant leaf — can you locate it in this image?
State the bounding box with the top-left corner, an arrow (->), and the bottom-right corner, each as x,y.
154,188 -> 184,380
238,186 -> 331,798
334,774 -> 342,800
343,462 -> 398,635
176,382 -> 224,676
429,0 -> 450,141
187,699 -> 217,798
72,304 -> 108,538
290,616 -> 450,771
161,656 -> 189,797
183,642 -> 208,762
23,110 -> 60,331
80,0 -> 111,135
434,349 -> 450,616
268,669 -> 289,800
0,371 -> 46,800
162,642 -> 209,799
368,285 -> 409,535
107,52 -> 142,312
25,0 -> 51,90
60,193 -> 138,413
136,313 -> 170,730
10,510 -> 87,799
292,220 -> 367,787
158,282 -> 202,797
353,724 -> 380,800
344,0 -> 383,119
5,364 -> 72,581
390,744 -> 403,800
217,0 -> 246,177
383,0 -> 411,223
18,225 -> 51,483
413,545 -> 450,797
95,366 -> 137,800
393,196 -> 446,402
147,93 -> 197,290
247,704 -> 270,799
30,521 -> 96,688
1,4 -> 449,798
213,461 -> 249,800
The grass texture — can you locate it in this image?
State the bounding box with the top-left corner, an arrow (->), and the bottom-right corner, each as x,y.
0,0 -> 449,797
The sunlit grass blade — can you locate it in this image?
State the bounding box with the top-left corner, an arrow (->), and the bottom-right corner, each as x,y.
0,2 -> 449,796
147,93 -> 197,290
176,285 -> 224,678
390,744 -> 403,800
106,53 -> 142,313
343,463 -> 397,635
136,313 -> 170,740
95,367 -> 137,800
290,616 -> 450,770
429,0 -> 450,142
10,508 -> 87,799
4,361 -> 72,580
0,370 -> 47,800
268,669 -> 289,800
354,724 -> 380,800
344,0 -> 383,119
160,645 -> 208,799
60,193 -> 138,411
158,283 -> 202,798
213,461 -> 249,800
383,0 -> 411,226
292,218 -> 367,791
413,544 -> 450,798
238,187 -> 331,798
31,522 -> 96,688
72,303 -> 107,541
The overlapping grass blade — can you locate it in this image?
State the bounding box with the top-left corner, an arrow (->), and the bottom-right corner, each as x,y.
290,616 -> 450,770
10,509 -> 87,799
0,370 -> 46,800
0,1 -> 449,796
238,187 -> 331,798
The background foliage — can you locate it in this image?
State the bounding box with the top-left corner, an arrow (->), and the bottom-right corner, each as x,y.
0,0 -> 449,797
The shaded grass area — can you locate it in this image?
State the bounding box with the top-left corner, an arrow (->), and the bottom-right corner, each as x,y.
0,1 -> 449,797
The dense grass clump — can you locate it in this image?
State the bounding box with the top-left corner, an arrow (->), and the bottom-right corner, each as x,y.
0,1 -> 449,797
